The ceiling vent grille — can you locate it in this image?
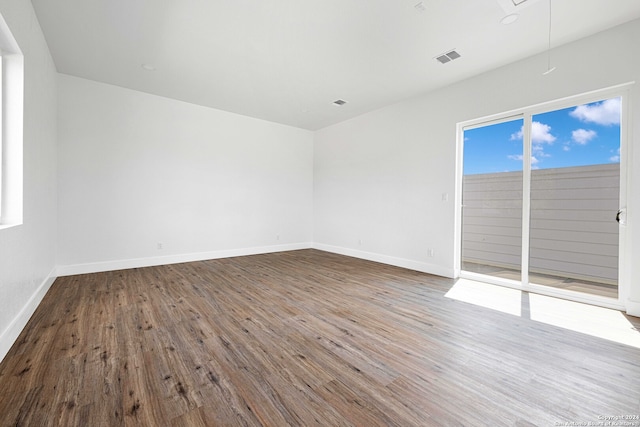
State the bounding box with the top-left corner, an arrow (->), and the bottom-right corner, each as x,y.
435,50 -> 461,64
414,2 -> 426,12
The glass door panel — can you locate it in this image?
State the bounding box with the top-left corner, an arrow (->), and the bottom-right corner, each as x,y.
529,99 -> 621,299
461,118 -> 524,282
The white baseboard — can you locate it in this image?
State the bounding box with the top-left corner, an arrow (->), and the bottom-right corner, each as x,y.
56,242 -> 313,276
313,243 -> 455,278
626,299 -> 640,318
0,268 -> 57,364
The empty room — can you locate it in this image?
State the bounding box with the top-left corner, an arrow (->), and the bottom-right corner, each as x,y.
1,0 -> 640,425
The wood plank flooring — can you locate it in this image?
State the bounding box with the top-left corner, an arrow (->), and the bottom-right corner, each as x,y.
1,249 -> 639,426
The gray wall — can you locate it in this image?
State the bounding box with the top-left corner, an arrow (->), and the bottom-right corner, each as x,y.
463,164 -> 619,284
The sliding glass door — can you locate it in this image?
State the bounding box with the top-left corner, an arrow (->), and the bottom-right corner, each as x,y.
459,93 -> 625,306
461,117 -> 524,284
528,102 -> 620,299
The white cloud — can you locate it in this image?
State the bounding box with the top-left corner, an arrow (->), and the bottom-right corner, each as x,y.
610,147 -> 620,163
532,122 -> 556,143
563,145 -> 571,152
571,129 -> 597,145
508,154 -> 539,165
532,144 -> 551,157
569,98 -> 621,126
511,122 -> 556,144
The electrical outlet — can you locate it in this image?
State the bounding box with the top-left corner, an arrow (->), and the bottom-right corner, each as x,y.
427,248 -> 435,257
157,242 -> 163,250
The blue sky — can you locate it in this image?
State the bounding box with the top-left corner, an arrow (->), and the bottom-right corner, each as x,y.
463,98 -> 621,175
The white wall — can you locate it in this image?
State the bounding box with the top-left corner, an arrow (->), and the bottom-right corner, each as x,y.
0,0 -> 58,360
313,19 -> 640,315
57,75 -> 313,273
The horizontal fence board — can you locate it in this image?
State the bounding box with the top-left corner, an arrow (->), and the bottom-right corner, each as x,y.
463,241 -> 522,255
462,199 -> 522,212
530,199 -> 619,211
530,238 -> 618,257
462,224 -> 523,238
530,187 -> 618,201
530,219 -> 618,234
529,247 -> 618,269
463,207 -> 523,220
463,190 -> 524,201
463,232 -> 523,247
532,163 -> 619,178
463,180 -> 523,192
529,259 -> 617,283
463,216 -> 522,228
531,175 -> 619,191
528,228 -> 619,246
530,209 -> 616,222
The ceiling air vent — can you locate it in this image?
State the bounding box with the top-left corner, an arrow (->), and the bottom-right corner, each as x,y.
333,99 -> 347,106
414,2 -> 426,12
435,50 -> 461,64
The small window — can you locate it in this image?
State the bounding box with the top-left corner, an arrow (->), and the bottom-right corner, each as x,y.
0,13 -> 24,229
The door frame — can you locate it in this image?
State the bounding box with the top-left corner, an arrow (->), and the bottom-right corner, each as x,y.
454,83 -> 632,311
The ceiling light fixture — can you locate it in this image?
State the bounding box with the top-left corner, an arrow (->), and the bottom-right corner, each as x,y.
333,99 -> 347,106
542,0 -> 556,75
141,63 -> 156,71
496,0 -> 542,15
500,13 -> 519,24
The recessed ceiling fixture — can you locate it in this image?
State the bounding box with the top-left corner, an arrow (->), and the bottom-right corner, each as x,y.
434,49 -> 461,64
333,99 -> 347,106
542,0 -> 556,75
141,63 -> 156,71
496,0 -> 541,14
500,13 -> 519,24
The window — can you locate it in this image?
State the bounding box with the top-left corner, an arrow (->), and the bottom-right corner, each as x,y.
0,13 -> 24,229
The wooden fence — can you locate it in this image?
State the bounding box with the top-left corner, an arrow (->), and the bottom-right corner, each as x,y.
462,163 -> 619,284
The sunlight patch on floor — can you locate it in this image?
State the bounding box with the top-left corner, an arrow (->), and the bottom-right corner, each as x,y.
445,278 -> 640,349
444,278 -> 523,316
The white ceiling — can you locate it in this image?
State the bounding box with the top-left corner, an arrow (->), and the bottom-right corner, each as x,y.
31,0 -> 640,130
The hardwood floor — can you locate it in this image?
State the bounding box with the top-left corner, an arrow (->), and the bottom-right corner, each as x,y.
1,249 -> 639,426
